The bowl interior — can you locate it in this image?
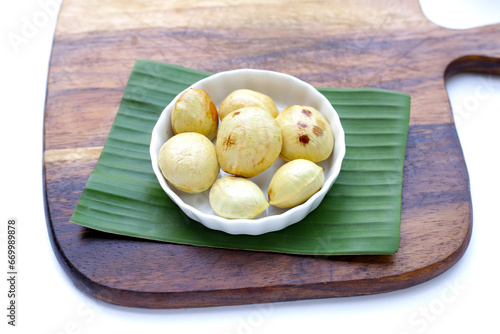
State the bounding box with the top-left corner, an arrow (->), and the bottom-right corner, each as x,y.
150,69 -> 345,234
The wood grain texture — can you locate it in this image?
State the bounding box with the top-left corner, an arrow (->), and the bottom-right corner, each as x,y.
43,0 -> 499,308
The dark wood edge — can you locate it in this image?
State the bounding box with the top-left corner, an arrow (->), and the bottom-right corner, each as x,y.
445,55 -> 500,80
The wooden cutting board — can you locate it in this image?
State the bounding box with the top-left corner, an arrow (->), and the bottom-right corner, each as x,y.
43,0 -> 499,308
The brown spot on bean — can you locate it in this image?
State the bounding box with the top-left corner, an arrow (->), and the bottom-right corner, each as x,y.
301,109 -> 312,117
223,134 -> 235,149
299,134 -> 310,145
232,111 -> 240,117
313,125 -> 324,137
210,103 -> 218,123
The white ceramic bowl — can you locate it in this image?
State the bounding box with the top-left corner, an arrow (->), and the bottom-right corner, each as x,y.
150,69 -> 345,235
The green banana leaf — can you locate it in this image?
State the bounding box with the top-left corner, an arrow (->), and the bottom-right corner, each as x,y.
70,60 -> 410,255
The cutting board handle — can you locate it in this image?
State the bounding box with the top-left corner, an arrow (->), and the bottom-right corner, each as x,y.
445,55 -> 500,79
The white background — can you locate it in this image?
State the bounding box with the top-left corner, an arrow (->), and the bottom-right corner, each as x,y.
2,1 -> 500,333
